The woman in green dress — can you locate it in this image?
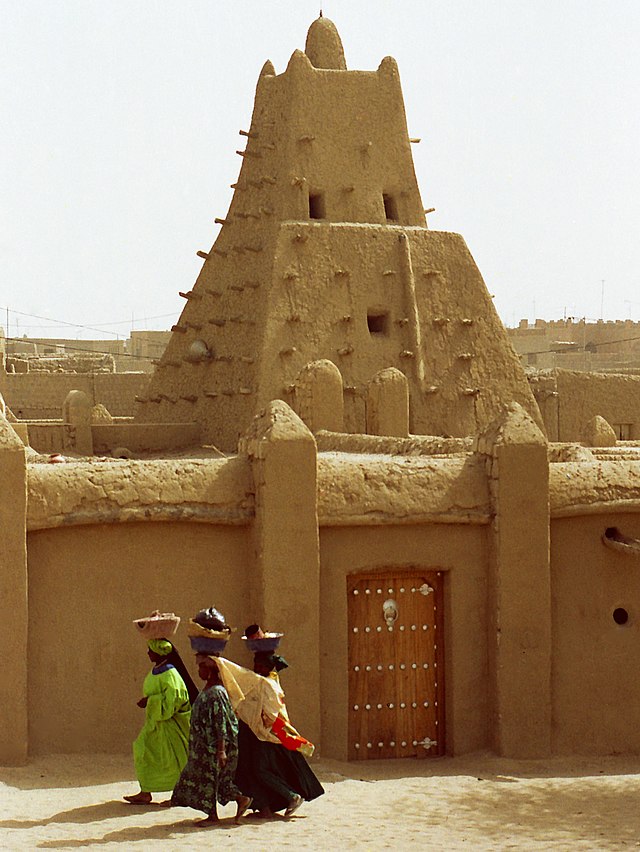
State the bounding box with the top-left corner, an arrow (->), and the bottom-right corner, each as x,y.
124,638 -> 193,804
171,654 -> 252,825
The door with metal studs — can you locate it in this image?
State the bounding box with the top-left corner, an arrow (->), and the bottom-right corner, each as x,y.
347,569 -> 444,760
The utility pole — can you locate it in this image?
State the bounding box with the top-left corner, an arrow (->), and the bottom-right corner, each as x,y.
600,280 -> 605,320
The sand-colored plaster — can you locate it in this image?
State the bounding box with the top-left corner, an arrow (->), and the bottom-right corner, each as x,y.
315,430 -> 473,455
27,522 -> 252,754
0,413 -> 28,764
317,452 -> 491,526
551,513 -> 640,753
582,414 -> 617,447
533,369 -> 640,443
91,422 -> 201,455
549,461 -> 640,517
366,367 -> 409,436
294,359 -> 344,433
481,405 -> 551,758
242,401 -> 321,744
305,15 -> 347,70
26,456 -> 253,531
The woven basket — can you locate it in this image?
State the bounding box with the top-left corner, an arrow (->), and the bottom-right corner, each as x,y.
133,611 -> 180,639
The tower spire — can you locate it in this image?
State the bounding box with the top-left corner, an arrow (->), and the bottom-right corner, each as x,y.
305,16 -> 346,70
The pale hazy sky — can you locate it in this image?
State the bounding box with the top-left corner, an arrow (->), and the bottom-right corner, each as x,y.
2,0 -> 639,341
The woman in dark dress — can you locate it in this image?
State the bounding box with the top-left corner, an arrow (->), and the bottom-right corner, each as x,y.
235,651 -> 324,818
171,654 -> 252,825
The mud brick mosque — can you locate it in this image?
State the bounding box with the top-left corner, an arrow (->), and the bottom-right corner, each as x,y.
2,17 -> 640,765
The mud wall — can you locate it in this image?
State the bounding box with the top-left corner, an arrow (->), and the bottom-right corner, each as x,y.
550,512 -> 640,754
533,370 -> 640,442
27,522 -> 252,754
1,372 -> 149,419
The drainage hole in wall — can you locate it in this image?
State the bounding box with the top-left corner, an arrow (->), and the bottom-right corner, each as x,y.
613,607 -> 629,625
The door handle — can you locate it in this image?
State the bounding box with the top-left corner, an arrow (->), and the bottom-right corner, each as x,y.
383,598 -> 398,627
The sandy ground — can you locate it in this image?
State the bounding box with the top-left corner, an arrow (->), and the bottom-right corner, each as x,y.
2,753 -> 640,851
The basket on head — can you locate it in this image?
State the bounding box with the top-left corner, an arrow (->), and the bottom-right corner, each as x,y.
133,611 -> 180,639
187,619 -> 231,655
190,635 -> 229,654
242,632 -> 284,653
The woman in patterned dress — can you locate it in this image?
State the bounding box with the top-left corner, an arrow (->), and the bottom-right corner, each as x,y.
171,655 -> 252,825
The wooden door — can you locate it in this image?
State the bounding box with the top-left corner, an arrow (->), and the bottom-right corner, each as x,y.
347,569 -> 444,760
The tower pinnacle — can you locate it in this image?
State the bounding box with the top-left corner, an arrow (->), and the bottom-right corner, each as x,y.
305,16 -> 347,70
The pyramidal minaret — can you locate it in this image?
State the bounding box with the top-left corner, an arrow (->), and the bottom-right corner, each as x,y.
137,17 -> 540,450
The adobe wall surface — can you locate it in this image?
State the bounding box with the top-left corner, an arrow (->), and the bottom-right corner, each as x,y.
316,452 -> 490,525
1,372 -> 149,419
90,422 -> 201,455
319,523 -> 489,760
26,456 -> 253,530
509,319 -> 640,372
13,430 -> 640,761
27,522 -> 252,754
550,512 -> 640,754
0,414 -> 28,764
139,220 -> 539,449
531,370 -> 640,442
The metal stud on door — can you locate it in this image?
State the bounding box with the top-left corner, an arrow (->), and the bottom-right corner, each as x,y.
347,570 -> 444,760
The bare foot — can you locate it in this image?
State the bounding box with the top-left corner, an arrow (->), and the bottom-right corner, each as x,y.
284,794 -> 303,817
235,795 -> 253,823
194,815 -> 219,827
247,807 -> 273,819
123,791 -> 152,805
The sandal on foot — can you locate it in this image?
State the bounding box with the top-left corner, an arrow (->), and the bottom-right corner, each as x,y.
285,794 -> 303,817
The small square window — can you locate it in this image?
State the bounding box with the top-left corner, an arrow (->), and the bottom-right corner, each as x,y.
383,193 -> 398,222
309,191 -> 326,219
367,312 -> 389,335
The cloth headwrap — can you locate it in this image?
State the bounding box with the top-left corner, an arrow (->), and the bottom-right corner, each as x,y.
254,651 -> 289,672
148,638 -> 172,656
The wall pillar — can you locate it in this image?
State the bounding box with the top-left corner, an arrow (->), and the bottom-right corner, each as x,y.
366,367 -> 409,436
294,359 -> 344,433
62,390 -> 93,455
239,400 -> 321,747
0,412 -> 28,764
476,402 -> 551,757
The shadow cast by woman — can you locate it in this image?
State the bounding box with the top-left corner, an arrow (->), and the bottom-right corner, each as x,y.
34,817 -> 247,848
0,800 -> 160,829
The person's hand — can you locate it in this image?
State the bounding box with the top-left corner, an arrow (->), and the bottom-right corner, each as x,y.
217,750 -> 227,768
137,697 -> 148,708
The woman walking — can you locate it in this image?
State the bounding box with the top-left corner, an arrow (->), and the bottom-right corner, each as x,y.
171,654 -> 252,825
235,650 -> 324,817
124,638 -> 193,804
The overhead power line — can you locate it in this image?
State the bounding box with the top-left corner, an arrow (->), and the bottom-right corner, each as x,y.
2,336 -> 159,362
3,306 -> 176,337
521,333 -> 640,357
